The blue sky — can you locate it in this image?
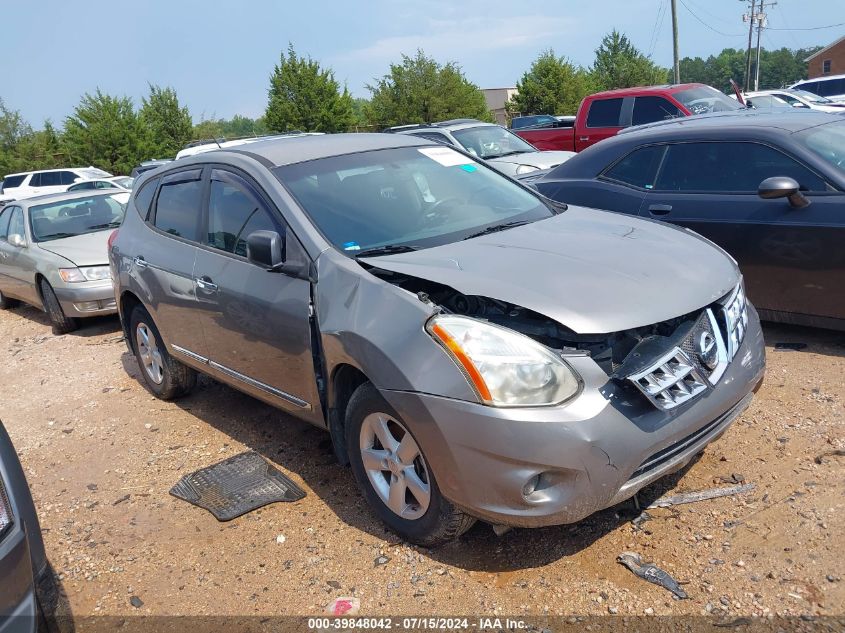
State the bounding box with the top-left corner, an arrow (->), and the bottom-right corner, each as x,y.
3,0 -> 841,127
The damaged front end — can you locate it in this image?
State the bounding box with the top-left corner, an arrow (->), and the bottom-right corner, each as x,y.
365,264 -> 749,412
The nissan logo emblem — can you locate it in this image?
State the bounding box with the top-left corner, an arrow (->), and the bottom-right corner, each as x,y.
697,331 -> 718,370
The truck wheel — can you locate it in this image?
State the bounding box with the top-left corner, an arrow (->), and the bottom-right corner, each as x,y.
129,305 -> 196,400
39,279 -> 78,334
0,289 -> 20,309
346,382 -> 475,546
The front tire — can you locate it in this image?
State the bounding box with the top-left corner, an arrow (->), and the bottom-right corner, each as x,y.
38,279 -> 77,334
129,305 -> 196,400
346,382 -> 475,546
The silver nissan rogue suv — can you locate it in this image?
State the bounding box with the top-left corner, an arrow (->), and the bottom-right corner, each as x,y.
109,133 -> 765,545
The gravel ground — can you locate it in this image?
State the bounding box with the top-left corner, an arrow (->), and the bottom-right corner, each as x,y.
1,305 -> 843,622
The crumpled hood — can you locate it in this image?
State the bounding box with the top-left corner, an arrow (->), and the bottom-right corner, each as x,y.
363,206 -> 740,334
489,150 -> 575,170
36,230 -> 112,267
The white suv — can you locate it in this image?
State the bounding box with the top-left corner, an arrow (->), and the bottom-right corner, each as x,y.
0,167 -> 113,202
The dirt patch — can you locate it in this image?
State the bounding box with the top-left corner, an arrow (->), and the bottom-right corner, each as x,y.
1,306 -> 843,618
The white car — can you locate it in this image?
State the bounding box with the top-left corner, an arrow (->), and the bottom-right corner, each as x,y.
387,120 -> 575,177
790,74 -> 845,104
67,176 -> 134,192
0,167 -> 113,203
745,88 -> 845,113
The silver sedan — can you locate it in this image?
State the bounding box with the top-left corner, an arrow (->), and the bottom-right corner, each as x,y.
0,190 -> 127,334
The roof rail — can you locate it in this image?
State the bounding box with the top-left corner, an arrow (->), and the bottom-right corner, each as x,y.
381,123 -> 433,133
433,118 -> 482,127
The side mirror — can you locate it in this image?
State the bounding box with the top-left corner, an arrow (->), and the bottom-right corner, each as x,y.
758,176 -> 810,209
8,233 -> 25,247
246,230 -> 285,270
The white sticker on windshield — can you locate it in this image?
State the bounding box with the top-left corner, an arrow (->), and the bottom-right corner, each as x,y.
418,147 -> 473,167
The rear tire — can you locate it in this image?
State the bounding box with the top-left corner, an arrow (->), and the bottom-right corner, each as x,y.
346,382 -> 475,546
129,305 -> 196,400
38,280 -> 77,334
0,288 -> 20,309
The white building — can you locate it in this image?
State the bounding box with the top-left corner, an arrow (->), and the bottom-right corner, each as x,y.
482,87 -> 518,125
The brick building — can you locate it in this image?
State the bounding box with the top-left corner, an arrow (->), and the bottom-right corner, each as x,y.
806,35 -> 845,78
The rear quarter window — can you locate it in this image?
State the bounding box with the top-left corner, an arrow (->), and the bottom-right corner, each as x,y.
152,174 -> 203,241
603,145 -> 666,189
2,175 -> 26,189
586,98 -> 624,128
133,177 -> 160,220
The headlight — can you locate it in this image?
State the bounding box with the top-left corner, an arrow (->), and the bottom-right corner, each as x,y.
427,315 -> 581,406
0,476 -> 12,540
515,164 -> 539,175
59,266 -> 110,282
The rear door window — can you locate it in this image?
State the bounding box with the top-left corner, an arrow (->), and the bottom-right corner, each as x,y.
603,145 -> 666,189
28,173 -> 41,187
632,97 -> 684,126
39,172 -> 63,187
206,171 -> 278,257
586,98 -> 624,128
152,170 -> 203,241
654,142 -> 828,192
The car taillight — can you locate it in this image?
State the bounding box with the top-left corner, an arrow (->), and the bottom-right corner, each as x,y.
107,229 -> 119,250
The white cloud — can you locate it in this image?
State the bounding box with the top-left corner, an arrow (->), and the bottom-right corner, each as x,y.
338,14 -> 578,66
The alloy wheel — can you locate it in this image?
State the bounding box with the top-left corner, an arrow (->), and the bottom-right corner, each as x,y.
136,322 -> 164,384
359,412 -> 431,520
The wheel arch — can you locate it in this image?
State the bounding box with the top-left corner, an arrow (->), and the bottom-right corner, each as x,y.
327,363 -> 370,466
119,290 -> 144,353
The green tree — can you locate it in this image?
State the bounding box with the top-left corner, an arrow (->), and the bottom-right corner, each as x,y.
679,46 -> 820,92
366,50 -> 492,127
265,44 -> 355,133
591,30 -> 669,90
62,90 -> 143,174
139,84 -> 192,158
351,97 -> 370,129
508,49 -> 593,117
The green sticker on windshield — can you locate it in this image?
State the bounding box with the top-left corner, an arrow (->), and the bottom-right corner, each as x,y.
460,164 -> 477,172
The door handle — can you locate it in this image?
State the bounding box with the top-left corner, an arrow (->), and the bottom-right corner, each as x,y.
133,256 -> 148,269
579,136 -> 590,141
196,277 -> 218,292
648,204 -> 673,216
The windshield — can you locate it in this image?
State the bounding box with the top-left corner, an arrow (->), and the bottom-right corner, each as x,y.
796,120 -> 845,178
791,89 -> 833,104
450,126 -> 537,159
274,146 -> 553,255
29,192 -> 128,242
112,176 -> 134,188
674,86 -> 746,115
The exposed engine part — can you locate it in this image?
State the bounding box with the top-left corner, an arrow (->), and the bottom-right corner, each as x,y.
365,265 -> 702,378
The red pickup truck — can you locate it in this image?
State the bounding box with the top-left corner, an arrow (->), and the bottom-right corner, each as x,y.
513,83 -> 744,152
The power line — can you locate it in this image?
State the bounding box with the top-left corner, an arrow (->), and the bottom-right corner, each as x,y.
767,22 -> 845,31
648,0 -> 668,58
678,0 -> 745,37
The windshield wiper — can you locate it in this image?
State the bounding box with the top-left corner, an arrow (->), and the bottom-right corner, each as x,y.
38,232 -> 77,240
87,221 -> 121,230
354,244 -> 419,258
462,220 -> 533,240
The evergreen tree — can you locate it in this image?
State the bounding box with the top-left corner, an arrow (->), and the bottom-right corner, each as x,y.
265,44 -> 355,133
366,50 -> 492,127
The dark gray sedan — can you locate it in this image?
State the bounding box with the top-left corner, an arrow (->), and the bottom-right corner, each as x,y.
530,111 -> 845,330
0,421 -> 52,633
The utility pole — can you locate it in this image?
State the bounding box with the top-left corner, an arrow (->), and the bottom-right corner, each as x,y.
671,0 -> 680,84
753,2 -> 775,90
742,0 -> 757,92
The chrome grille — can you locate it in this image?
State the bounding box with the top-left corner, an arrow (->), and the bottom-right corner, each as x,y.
627,348 -> 709,410
722,281 -> 749,359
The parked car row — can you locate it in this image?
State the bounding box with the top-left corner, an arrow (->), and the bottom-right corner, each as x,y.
3,90 -> 842,549
512,83 -> 746,151
522,110 -> 845,330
